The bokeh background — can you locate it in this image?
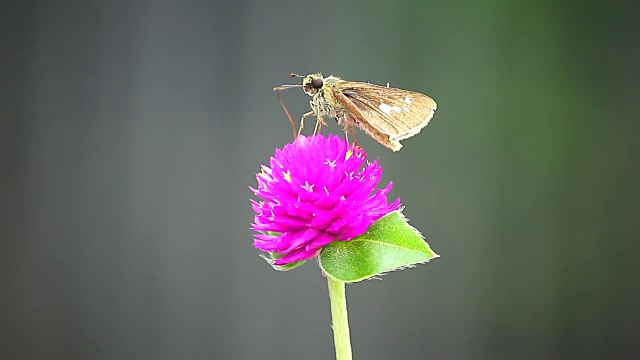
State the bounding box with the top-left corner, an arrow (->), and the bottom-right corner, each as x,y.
3,0 -> 639,359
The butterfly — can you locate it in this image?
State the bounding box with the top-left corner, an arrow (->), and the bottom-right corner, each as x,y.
274,73 -> 437,151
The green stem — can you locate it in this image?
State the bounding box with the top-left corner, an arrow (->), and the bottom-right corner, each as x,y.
327,276 -> 353,360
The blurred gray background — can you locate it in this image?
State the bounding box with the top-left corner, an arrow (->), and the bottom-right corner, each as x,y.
2,0 -> 639,359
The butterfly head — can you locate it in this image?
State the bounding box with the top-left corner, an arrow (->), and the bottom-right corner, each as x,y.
301,73 -> 325,96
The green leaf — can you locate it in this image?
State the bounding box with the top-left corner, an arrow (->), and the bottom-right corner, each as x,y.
261,251 -> 306,271
263,257 -> 306,271
318,210 -> 439,282
257,232 -> 307,271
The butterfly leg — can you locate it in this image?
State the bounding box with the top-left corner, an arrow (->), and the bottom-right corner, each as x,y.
297,111 -> 315,137
339,116 -> 360,148
313,113 -> 329,135
347,127 -> 360,149
313,118 -> 323,135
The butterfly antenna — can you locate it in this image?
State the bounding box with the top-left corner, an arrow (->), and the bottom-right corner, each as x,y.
271,74 -> 308,139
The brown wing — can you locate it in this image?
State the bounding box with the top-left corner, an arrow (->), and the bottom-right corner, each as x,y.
337,81 -> 437,142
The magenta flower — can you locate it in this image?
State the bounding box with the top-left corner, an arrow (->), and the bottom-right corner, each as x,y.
250,134 -> 401,266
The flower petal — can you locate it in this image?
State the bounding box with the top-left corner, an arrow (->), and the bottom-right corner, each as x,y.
250,134 -> 402,265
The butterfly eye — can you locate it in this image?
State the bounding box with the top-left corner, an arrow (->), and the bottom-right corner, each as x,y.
310,77 -> 324,89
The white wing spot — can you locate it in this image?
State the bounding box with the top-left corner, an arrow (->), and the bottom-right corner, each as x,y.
403,106 -> 409,111
379,103 -> 392,115
392,106 -> 403,113
405,96 -> 411,105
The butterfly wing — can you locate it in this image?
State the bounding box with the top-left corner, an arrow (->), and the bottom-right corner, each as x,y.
336,81 -> 437,143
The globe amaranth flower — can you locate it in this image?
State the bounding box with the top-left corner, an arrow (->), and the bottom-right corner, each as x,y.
250,134 -> 401,265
